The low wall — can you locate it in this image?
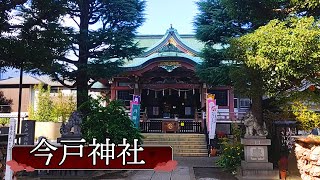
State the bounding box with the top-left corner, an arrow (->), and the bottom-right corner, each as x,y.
35,122 -> 62,141
295,136 -> 320,180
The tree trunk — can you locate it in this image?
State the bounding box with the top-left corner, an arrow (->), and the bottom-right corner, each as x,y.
77,0 -> 89,111
250,71 -> 264,126
251,94 -> 263,125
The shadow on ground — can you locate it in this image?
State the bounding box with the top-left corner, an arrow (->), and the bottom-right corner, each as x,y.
194,167 -> 237,180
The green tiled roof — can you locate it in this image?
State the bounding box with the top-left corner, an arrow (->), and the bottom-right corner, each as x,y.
135,34 -> 205,52
122,28 -> 215,69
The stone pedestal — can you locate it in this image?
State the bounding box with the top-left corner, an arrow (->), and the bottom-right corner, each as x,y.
237,136 -> 279,179
57,135 -> 83,144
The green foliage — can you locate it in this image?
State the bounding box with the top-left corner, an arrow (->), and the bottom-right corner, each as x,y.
80,97 -> 142,144
231,17 -> 320,96
291,101 -> 320,130
231,122 -> 242,141
217,122 -> 244,172
52,90 -> 76,122
0,118 -> 9,126
29,84 -> 76,122
30,84 -> 54,122
0,91 -> 12,112
291,0 -> 320,16
194,0 -> 243,45
216,138 -> 244,172
5,0 -> 146,109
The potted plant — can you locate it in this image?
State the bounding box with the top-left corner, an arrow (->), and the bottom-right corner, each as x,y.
278,150 -> 289,180
210,146 -> 217,156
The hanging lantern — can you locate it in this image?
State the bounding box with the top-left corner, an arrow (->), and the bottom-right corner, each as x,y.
155,91 -> 157,98
163,89 -> 165,96
309,85 -> 316,92
169,89 -> 172,95
184,91 -> 187,99
178,90 -> 181,97
147,89 -> 150,95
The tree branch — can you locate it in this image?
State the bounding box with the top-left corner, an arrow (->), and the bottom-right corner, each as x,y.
70,45 -> 79,58
60,57 -> 78,64
70,16 -> 80,28
53,73 -> 77,88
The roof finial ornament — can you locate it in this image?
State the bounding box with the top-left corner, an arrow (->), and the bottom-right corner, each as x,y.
170,24 -> 173,29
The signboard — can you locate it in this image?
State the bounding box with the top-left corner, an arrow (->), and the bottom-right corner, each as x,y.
209,100 -> 218,139
5,118 -> 16,180
132,95 -> 140,104
131,104 -> 140,128
21,120 -> 35,145
206,94 -> 215,130
206,94 -> 218,140
131,95 -> 141,128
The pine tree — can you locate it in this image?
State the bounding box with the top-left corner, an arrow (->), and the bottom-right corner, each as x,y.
2,0 -> 145,113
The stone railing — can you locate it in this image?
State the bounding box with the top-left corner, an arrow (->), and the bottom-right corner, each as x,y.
295,136 -> 320,180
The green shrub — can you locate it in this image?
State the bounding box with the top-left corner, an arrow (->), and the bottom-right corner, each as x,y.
216,139 -> 244,172
29,84 -> 76,122
291,101 -> 320,130
28,83 -> 54,122
52,90 -> 76,122
0,118 -> 9,126
217,122 -> 244,173
80,97 -> 142,144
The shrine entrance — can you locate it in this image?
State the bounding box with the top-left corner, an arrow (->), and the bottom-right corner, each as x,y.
141,88 -> 201,120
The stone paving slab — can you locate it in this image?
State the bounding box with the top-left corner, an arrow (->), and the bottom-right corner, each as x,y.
151,171 -> 171,180
129,166 -> 192,180
171,166 -> 191,180
129,170 -> 154,180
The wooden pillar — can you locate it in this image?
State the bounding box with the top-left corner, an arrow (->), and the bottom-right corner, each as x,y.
134,76 -> 140,96
134,83 -> 139,95
110,81 -> 116,100
229,86 -> 235,120
200,83 -> 207,130
201,83 -> 207,108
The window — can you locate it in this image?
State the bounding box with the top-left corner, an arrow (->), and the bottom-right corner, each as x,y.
234,98 -> 238,108
208,89 -> 228,106
117,90 -> 133,106
185,107 -> 192,115
240,98 -> 251,108
118,82 -> 131,87
50,88 -> 59,93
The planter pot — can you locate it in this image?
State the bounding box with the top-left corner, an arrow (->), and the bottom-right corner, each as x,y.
210,148 -> 217,157
279,156 -> 288,170
280,170 -> 286,180
35,122 -> 62,141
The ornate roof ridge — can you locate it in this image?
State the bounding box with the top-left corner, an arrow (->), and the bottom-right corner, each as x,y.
141,27 -> 200,57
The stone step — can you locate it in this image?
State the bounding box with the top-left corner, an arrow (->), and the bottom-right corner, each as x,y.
142,133 -> 205,138
174,152 -> 208,157
143,137 -> 206,141
142,141 -> 207,145
171,144 -> 209,149
173,148 -> 208,153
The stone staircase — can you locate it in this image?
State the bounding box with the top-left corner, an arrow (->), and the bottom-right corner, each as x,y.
142,133 -> 208,157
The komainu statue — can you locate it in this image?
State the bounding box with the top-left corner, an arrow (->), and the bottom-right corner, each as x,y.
243,111 -> 268,136
60,111 -> 82,136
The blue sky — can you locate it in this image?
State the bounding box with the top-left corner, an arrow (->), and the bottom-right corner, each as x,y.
3,0 -> 200,79
137,0 -> 199,35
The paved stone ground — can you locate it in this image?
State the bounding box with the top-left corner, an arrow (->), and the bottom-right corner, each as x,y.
194,167 -> 237,180
18,157 -> 234,180
115,157 -> 235,180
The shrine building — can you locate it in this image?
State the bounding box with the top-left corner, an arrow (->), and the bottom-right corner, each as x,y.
107,27 -> 250,134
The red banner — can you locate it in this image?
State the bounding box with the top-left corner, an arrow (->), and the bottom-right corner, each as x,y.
12,145 -> 172,170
